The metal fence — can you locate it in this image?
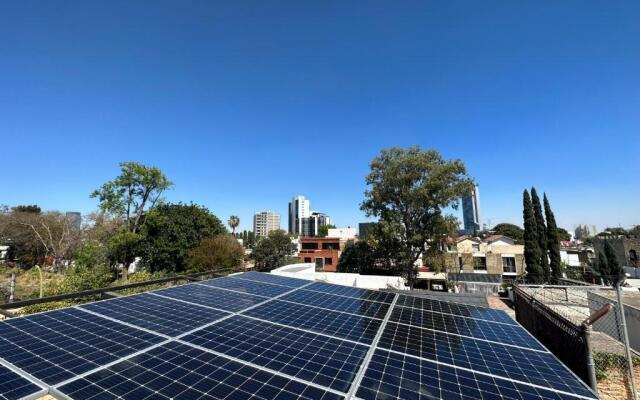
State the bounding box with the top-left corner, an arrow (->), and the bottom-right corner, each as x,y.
514,284 -> 639,400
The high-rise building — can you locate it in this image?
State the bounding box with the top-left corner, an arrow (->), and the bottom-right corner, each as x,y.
305,212 -> 332,237
66,212 -> 82,229
253,211 -> 280,238
288,195 -> 310,235
461,186 -> 480,235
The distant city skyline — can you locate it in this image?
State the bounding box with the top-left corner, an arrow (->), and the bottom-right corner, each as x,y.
1,2 -> 638,233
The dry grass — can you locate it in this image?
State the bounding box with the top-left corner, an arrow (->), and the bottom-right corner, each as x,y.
0,266 -> 64,301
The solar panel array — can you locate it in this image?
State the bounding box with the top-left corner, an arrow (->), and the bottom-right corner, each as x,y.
0,272 -> 598,400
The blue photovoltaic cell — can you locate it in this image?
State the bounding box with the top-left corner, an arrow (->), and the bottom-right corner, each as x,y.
183,315 -> 368,392
198,276 -> 292,297
153,283 -> 266,312
80,293 -> 230,336
395,294 -> 517,325
390,306 -> 544,350
56,342 -> 343,400
304,282 -> 395,304
0,308 -> 163,384
356,349 -> 592,400
233,271 -> 311,288
377,322 -> 595,398
280,289 -> 390,319
243,300 -> 383,344
0,272 -> 599,400
0,364 -> 44,400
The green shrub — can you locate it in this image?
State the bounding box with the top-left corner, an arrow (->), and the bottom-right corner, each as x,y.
56,265 -> 113,294
19,300 -> 76,315
594,351 -> 640,381
112,270 -> 171,295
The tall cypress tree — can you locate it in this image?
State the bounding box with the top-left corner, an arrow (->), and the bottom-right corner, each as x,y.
523,190 -> 542,283
603,240 -> 623,287
531,188 -> 549,282
543,193 -> 562,281
597,251 -> 609,284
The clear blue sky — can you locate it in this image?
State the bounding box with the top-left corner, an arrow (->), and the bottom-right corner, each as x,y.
1,1 -> 638,233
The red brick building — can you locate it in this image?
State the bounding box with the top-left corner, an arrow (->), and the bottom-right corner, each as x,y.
298,237 -> 346,272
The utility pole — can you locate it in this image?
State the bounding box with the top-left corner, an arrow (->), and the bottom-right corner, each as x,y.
9,272 -> 16,303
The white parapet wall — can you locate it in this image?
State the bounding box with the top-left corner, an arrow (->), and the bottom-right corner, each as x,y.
270,263 -> 409,290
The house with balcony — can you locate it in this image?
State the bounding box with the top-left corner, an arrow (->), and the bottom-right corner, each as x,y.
443,235 -> 525,285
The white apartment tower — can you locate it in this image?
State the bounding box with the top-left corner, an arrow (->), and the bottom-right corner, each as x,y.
288,195 -> 310,235
253,211 -> 281,238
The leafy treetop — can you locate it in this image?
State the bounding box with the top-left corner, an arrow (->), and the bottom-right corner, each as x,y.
91,162 -> 173,233
317,224 -> 336,238
361,146 -> 473,287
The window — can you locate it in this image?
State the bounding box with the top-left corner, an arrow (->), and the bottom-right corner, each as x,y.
322,242 -> 340,250
458,257 -> 463,269
304,257 -> 312,263
473,257 -> 487,270
324,257 -> 333,265
301,242 -> 318,250
472,244 -> 480,253
502,257 -> 516,273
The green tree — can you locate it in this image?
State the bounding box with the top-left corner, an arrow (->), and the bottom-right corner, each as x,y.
317,224 -> 336,238
74,242 -> 108,270
107,231 -> 142,280
543,194 -> 563,280
491,223 -> 524,244
605,227 -> 628,236
338,241 -> 376,273
11,205 -> 41,214
251,230 -> 296,271
597,251 -> 609,283
227,215 -> 240,236
139,203 -> 226,273
187,235 -> 244,272
557,227 -> 571,242
91,161 -> 173,233
523,190 -> 543,283
360,146 -> 473,287
603,240 -> 624,287
531,188 -> 549,281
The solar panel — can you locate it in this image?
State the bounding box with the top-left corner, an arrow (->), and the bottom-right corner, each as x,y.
0,272 -> 598,400
243,300 -> 383,344
304,282 -> 395,303
377,322 -> 595,397
0,308 -> 163,384
80,292 -> 230,337
0,364 -> 45,400
198,276 -> 293,297
395,294 -> 517,325
153,283 -> 267,312
280,289 -> 391,319
233,271 -> 311,288
356,349 -> 582,400
390,305 -> 545,350
55,342 -> 343,400
182,315 -> 368,392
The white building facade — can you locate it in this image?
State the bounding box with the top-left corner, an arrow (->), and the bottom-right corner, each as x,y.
288,195 -> 310,235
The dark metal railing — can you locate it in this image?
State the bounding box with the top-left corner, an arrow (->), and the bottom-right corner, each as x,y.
0,269 -> 235,318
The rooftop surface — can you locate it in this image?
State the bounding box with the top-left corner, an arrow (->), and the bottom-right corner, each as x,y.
0,271 -> 597,400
